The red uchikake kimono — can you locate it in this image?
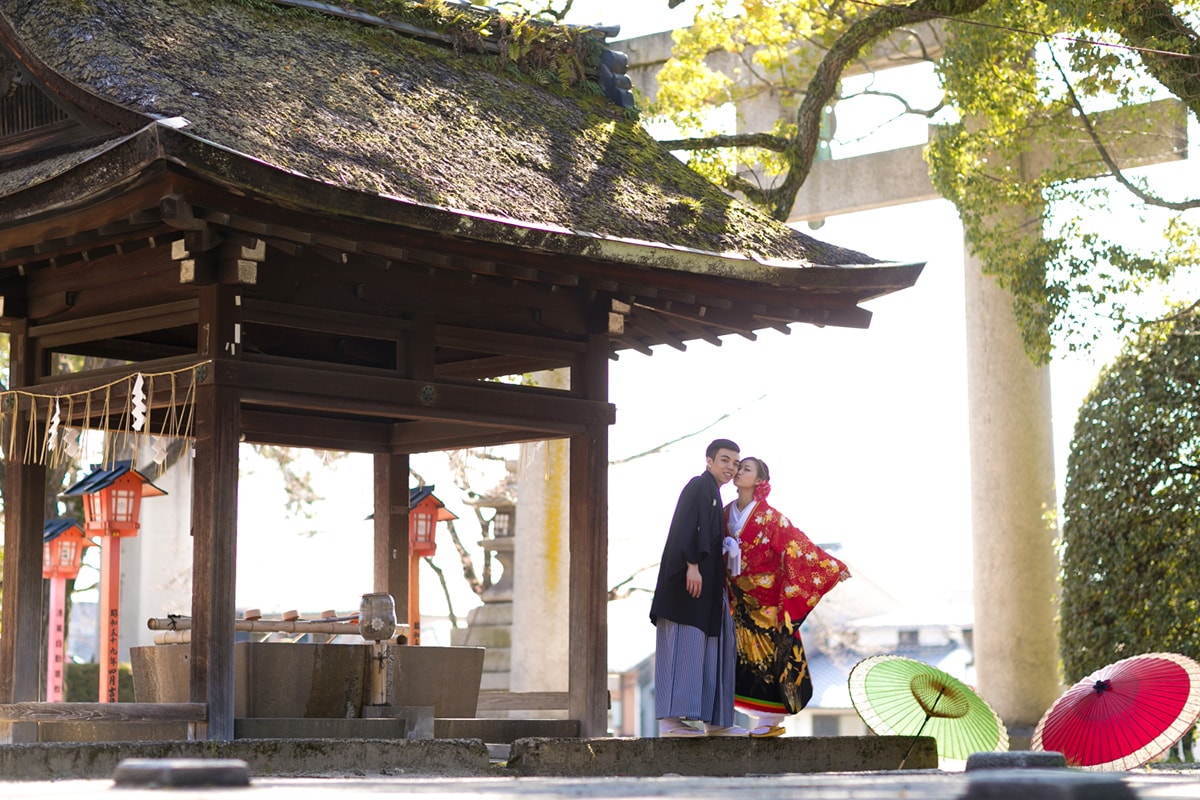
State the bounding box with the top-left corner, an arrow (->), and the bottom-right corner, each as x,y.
726,491 -> 847,717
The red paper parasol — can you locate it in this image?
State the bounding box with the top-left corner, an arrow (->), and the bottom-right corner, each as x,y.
1033,652 -> 1200,771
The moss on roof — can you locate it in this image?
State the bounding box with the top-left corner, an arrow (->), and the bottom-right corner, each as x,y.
3,0 -> 877,266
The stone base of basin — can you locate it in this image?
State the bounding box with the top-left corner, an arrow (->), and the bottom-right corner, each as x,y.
131,642 -> 485,720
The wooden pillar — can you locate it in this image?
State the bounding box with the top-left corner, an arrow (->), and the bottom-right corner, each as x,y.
568,333 -> 609,736
190,284 -> 241,741
407,549 -> 421,644
0,320 -> 46,742
98,537 -> 123,703
45,576 -> 68,702
374,452 -> 410,628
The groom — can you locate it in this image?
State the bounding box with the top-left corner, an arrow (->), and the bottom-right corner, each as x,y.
649,437 -> 744,737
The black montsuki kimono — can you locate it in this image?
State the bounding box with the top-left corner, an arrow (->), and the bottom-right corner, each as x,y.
649,469 -> 727,636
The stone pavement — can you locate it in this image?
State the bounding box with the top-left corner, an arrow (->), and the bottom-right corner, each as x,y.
2,738 -> 1200,799
4,767 -> 1200,800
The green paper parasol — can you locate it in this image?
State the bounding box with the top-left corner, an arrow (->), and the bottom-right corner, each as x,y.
849,654 -> 1009,769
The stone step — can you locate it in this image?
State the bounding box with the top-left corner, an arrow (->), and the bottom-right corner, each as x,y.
505,735 -> 939,776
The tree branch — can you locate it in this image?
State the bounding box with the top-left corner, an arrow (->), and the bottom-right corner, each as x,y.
1045,43 -> 1200,211
1102,0 -> 1200,120
442,519 -> 484,596
658,132 -> 791,152
610,393 -> 767,465
772,0 -> 990,220
854,87 -> 945,117
607,563 -> 659,601
718,172 -> 775,206
1143,298 -> 1200,326
423,555 -> 460,628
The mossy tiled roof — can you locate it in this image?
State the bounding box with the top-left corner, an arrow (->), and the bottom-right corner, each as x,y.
2,0 -> 882,268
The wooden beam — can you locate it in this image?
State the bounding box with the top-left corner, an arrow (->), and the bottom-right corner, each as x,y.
435,324 -> 588,358
389,420 -> 563,453
28,299 -> 198,349
29,353 -> 206,393
474,691 -> 570,712
626,307 -> 688,352
0,702 -> 206,722
239,409 -> 390,451
241,298 -> 413,340
220,361 -> 615,431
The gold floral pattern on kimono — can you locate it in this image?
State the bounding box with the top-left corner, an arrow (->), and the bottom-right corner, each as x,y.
729,502 -> 846,636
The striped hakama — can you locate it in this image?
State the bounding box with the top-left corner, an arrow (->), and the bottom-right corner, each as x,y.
653,591 -> 735,727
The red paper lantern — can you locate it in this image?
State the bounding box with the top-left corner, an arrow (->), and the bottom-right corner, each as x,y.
409,486 -> 456,557
63,460 -> 167,537
42,519 -> 91,580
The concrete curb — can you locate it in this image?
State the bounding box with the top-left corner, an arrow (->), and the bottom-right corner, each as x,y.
0,738 -> 491,781
0,735 -> 939,781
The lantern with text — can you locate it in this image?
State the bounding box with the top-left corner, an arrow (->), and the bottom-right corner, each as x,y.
63,461 -> 166,703
407,486 -> 457,644
42,519 -> 92,702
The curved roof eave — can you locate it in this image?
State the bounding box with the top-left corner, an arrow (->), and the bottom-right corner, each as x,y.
0,121 -> 925,297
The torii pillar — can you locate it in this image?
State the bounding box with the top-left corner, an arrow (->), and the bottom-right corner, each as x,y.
963,224 -> 1060,736
511,370 -> 572,695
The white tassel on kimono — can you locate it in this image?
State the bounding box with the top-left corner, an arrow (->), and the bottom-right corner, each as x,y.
722,536 -> 741,577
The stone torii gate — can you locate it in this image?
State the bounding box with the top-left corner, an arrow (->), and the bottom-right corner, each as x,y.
623,28 -> 1187,739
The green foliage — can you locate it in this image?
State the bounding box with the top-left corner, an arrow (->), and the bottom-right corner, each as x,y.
1060,309 -> 1200,680
651,0 -> 1200,363
65,661 -> 136,702
929,0 -> 1195,362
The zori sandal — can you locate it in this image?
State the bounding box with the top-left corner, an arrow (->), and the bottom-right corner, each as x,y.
749,724 -> 786,738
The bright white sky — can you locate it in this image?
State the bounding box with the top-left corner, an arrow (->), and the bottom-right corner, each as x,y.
180,4 -> 1200,671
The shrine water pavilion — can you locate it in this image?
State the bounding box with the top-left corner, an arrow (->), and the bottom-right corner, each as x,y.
0,0 -> 922,741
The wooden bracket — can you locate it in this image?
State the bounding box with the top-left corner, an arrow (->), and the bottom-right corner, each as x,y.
159,193 -> 206,231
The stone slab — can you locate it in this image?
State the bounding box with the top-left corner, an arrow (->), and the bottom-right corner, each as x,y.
506,735 -> 938,776
234,717 -> 407,740
966,751 -> 1068,770
362,705 -> 435,739
112,757 -> 251,787
436,718 -> 580,743
965,769 -> 1136,799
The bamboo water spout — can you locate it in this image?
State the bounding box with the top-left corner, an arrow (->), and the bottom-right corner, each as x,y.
146,616 -> 362,636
